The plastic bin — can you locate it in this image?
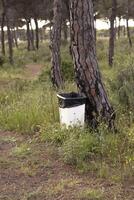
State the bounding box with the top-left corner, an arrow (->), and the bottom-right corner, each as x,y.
57,92 -> 87,127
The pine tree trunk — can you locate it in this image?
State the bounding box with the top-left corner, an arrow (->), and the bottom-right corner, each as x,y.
26,19 -> 31,51
7,20 -> 13,64
13,28 -> 18,48
1,0 -> 13,64
109,0 -> 117,66
123,26 -> 126,37
70,0 -> 115,128
40,28 -> 44,42
118,18 -> 121,39
94,17 -> 97,41
1,12 -> 6,56
50,0 -> 63,88
34,18 -> 39,49
30,20 -> 35,50
126,18 -> 132,47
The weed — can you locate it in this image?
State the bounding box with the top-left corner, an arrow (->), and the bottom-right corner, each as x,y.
78,188 -> 104,200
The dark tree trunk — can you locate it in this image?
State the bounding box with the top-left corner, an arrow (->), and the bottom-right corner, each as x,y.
118,18 -> 121,39
34,18 -> 39,49
50,0 -> 63,88
26,19 -> 31,51
123,26 -> 126,37
1,0 -> 13,64
30,20 -> 35,50
1,12 -> 6,56
94,17 -> 97,41
7,20 -> 13,64
109,0 -> 117,67
13,28 -> 18,48
126,18 -> 132,47
70,0 -> 115,128
40,28 -> 44,42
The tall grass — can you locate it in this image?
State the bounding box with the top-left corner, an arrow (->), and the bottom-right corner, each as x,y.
0,38 -> 134,179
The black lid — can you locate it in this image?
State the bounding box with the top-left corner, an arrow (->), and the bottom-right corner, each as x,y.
57,92 -> 87,108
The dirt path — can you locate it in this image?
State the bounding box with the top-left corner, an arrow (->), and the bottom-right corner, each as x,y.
0,131 -> 134,200
24,63 -> 43,80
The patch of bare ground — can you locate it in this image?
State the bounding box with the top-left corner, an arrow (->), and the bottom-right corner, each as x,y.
24,64 -> 43,80
0,131 -> 134,200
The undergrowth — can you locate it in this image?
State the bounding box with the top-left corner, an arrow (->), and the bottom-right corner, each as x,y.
0,38 -> 134,180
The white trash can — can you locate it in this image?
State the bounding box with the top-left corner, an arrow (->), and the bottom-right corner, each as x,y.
57,92 -> 87,128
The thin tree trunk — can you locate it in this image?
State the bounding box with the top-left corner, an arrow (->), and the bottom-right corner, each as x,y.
118,18 -> 121,39
40,28 -> 44,42
34,18 -> 39,49
13,28 -> 18,48
70,0 -> 115,128
30,20 -> 35,50
94,17 -> 97,41
6,19 -> 13,64
109,0 -> 117,67
1,0 -> 13,64
1,12 -> 6,56
123,26 -> 126,37
126,18 -> 132,47
50,0 -> 63,88
26,19 -> 31,51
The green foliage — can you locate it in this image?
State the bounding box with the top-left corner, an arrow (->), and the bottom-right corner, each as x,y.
12,143 -> 31,157
0,84 -> 58,134
0,56 -> 5,66
61,60 -> 74,81
78,188 -> 104,200
117,66 -> 134,110
60,128 -> 98,165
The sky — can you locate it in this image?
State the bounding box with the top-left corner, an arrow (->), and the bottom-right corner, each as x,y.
28,18 -> 134,30
3,18 -> 134,31
96,19 -> 134,30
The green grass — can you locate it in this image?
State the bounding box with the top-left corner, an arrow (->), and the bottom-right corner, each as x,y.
0,38 -> 134,181
78,188 -> 104,200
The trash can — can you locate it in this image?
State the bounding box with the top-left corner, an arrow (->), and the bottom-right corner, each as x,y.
57,92 -> 87,128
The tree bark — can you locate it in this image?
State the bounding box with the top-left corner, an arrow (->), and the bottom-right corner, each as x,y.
13,28 -> 18,48
30,20 -> 35,50
118,17 -> 121,39
1,0 -> 13,64
50,0 -> 63,88
26,19 -> 31,51
126,19 -> 132,47
1,12 -> 6,56
34,18 -> 39,49
109,0 -> 117,67
6,19 -> 13,64
70,0 -> 115,128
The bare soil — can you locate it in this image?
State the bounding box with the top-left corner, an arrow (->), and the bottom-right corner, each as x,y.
0,130 -> 134,200
24,64 -> 43,80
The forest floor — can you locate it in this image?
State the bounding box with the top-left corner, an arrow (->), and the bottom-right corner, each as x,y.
24,63 -> 43,80
0,64 -> 134,200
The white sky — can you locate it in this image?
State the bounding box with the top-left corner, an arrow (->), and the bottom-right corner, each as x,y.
96,19 -> 134,30
3,18 -> 134,31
